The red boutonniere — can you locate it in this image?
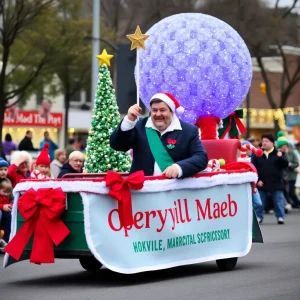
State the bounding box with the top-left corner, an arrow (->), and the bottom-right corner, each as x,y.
167,138 -> 177,149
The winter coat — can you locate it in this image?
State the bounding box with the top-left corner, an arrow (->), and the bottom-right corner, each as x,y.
0,195 -> 10,210
18,136 -> 36,151
286,150 -> 299,181
252,148 -> 289,192
2,141 -> 17,156
57,162 -> 82,178
7,164 -> 31,188
50,159 -> 63,178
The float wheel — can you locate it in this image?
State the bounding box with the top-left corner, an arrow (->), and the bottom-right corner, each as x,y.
216,257 -> 238,271
79,256 -> 103,272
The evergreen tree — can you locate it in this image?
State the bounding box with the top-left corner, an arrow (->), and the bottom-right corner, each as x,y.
85,50 -> 132,173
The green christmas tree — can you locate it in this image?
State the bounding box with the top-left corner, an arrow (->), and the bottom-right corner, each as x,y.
84,49 -> 132,173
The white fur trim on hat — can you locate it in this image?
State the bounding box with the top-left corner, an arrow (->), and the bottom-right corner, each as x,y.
150,93 -> 184,115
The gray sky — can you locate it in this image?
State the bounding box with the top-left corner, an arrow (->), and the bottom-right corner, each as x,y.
267,0 -> 299,8
266,0 -> 300,12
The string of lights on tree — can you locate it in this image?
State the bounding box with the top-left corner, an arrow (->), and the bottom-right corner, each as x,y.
84,49 -> 132,173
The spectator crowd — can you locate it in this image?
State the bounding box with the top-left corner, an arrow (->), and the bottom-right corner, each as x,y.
0,131 -> 85,251
245,133 -> 300,225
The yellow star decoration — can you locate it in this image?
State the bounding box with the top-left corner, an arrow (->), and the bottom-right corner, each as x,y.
126,26 -> 149,50
96,49 -> 114,67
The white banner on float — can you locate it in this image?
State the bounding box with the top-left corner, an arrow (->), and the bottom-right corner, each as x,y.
81,182 -> 252,274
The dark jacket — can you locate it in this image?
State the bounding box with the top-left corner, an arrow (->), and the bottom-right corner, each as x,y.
18,136 -> 36,151
110,117 -> 208,178
252,148 -> 289,192
57,162 -> 81,178
286,150 -> 299,181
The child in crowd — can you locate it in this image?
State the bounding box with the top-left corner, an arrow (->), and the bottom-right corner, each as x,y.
31,143 -> 52,179
0,178 -> 13,249
0,157 -> 8,180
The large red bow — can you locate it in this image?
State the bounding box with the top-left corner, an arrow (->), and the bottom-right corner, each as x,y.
5,188 -> 70,264
105,171 -> 145,227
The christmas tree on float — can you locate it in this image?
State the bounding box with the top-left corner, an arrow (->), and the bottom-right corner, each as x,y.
84,49 -> 132,173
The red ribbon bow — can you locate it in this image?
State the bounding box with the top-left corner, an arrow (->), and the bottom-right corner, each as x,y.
219,110 -> 246,139
5,188 -> 70,264
105,170 -> 145,227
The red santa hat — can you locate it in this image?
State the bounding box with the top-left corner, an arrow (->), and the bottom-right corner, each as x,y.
36,143 -> 51,166
150,92 -> 184,115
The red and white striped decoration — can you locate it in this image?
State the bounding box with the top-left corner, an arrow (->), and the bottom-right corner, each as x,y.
206,159 -> 225,172
240,144 -> 263,158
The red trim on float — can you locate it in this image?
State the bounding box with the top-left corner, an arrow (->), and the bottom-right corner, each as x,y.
20,169 -> 256,184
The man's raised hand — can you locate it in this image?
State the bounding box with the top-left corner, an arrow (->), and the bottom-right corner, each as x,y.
127,104 -> 142,121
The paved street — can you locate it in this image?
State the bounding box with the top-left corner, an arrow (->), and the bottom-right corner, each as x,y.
1,211 -> 300,300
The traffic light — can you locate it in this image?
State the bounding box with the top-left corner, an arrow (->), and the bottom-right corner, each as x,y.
260,83 -> 266,95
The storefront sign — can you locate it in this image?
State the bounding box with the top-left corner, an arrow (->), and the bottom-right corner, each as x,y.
3,111 -> 63,128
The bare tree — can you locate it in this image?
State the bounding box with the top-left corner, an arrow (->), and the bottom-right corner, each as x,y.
254,1 -> 300,131
85,0 -> 199,39
201,0 -> 300,132
0,0 -> 54,155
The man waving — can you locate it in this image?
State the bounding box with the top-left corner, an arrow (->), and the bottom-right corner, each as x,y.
110,93 -> 208,178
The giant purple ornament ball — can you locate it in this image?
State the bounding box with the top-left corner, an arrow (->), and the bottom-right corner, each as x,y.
136,13 -> 252,123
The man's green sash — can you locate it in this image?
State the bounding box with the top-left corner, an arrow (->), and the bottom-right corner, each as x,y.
145,127 -> 174,172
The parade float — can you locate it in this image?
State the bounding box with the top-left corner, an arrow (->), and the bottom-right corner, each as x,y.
3,13 -> 263,274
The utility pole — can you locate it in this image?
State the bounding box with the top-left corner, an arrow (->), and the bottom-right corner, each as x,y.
91,0 -> 100,102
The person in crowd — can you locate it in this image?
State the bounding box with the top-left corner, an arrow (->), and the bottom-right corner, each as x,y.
7,151 -> 32,188
18,130 -> 37,151
2,133 -> 17,156
39,131 -> 58,162
0,157 -> 9,180
295,143 -> 300,195
50,149 -> 67,178
0,158 -> 13,250
57,151 -> 84,178
252,134 -> 289,224
31,144 -> 52,179
110,92 -> 208,178
247,136 -> 260,148
241,141 -> 262,216
0,178 -> 12,246
277,138 -> 300,208
65,138 -> 77,158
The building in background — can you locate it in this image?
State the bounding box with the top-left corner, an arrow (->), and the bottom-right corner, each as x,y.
2,94 -> 64,150
242,46 -> 300,141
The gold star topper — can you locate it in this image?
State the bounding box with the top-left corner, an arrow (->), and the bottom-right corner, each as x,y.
126,26 -> 149,50
96,49 -> 114,67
